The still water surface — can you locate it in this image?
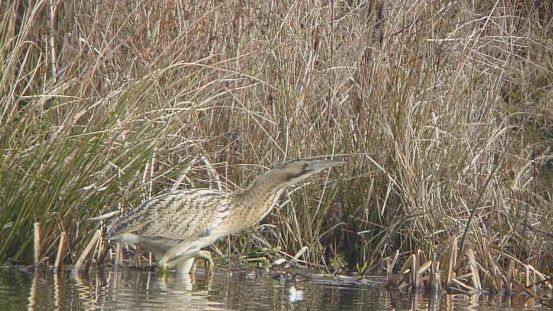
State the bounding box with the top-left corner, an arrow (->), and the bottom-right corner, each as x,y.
0,267 -> 550,310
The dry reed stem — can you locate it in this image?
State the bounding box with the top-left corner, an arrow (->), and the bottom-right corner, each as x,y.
96,243 -> 110,267
411,253 -> 417,289
417,260 -> 432,275
527,265 -> 553,290
114,243 -> 123,268
430,261 -> 441,293
0,0 -> 551,283
416,251 -> 422,289
54,231 -> 66,270
33,222 -> 41,265
526,264 -> 531,288
293,246 -> 309,261
399,255 -> 412,277
507,259 -> 516,294
450,278 -> 478,295
446,236 -> 458,286
390,250 -> 399,275
431,271 -> 441,293
74,230 -> 101,273
466,248 -> 482,291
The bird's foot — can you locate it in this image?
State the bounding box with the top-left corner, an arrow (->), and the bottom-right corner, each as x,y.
158,264 -> 170,277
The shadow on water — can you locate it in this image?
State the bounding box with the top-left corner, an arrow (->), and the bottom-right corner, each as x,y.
0,267 -> 550,310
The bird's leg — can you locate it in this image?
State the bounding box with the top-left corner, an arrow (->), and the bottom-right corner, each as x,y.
197,250 -> 214,276
198,250 -> 214,288
157,245 -> 212,277
175,257 -> 195,275
157,244 -> 183,273
190,259 -> 197,275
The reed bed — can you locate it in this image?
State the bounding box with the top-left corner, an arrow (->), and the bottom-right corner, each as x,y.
1,0 -> 552,294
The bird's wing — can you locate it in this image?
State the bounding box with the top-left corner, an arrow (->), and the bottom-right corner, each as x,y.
108,189 -> 231,241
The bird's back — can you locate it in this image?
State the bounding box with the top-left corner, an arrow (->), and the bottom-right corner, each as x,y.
108,189 -> 231,243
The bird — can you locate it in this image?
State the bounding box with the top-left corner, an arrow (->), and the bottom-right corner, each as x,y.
107,158 -> 344,275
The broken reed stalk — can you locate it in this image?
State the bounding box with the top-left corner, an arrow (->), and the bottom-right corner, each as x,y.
417,260 -> 432,274
411,253 -> 417,289
432,270 -> 441,292
507,259 -> 515,294
114,242 -> 123,268
95,232 -> 104,267
54,231 -> 67,270
525,264 -> 531,288
451,277 -> 478,294
430,261 -> 441,293
446,236 -> 458,286
394,254 -> 412,290
415,252 -> 422,289
33,222 -> 41,265
74,229 -> 102,273
527,264 -> 553,290
387,250 -> 399,279
96,243 -> 110,267
457,143 -> 510,264
466,248 -> 482,291
134,246 -> 141,268
386,244 -> 550,295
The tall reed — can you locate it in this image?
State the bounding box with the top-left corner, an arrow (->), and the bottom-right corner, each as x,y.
0,1 -> 551,275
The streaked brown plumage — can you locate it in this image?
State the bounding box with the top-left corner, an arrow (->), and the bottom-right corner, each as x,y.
108,159 -> 344,274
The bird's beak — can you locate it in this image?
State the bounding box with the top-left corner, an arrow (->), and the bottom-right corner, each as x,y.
306,159 -> 346,172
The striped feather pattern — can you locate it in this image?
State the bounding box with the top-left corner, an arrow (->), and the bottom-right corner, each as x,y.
108,189 -> 230,242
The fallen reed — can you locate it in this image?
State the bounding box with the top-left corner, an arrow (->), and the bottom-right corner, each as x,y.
1,0 -> 552,293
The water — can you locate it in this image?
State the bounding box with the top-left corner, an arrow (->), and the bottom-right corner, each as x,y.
0,267 -> 550,310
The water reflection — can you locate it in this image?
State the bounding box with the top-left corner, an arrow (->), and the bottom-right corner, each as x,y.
72,269 -> 219,310
0,267 -> 550,310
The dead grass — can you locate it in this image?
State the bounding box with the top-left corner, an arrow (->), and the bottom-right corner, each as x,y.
0,0 -> 552,286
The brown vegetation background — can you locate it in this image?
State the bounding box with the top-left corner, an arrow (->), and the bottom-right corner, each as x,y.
0,0 -> 552,274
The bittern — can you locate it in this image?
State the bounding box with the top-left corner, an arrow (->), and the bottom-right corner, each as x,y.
107,159 -> 343,275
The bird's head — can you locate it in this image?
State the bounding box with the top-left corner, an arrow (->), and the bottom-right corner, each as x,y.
270,158 -> 345,187
236,158 -> 345,217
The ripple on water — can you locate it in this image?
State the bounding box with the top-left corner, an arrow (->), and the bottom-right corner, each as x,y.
0,269 -> 32,310
71,269 -> 228,310
0,267 -> 551,310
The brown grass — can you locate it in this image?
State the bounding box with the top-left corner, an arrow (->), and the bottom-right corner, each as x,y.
0,0 -> 552,285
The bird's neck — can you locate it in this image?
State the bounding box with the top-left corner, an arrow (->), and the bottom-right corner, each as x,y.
232,172 -> 289,226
